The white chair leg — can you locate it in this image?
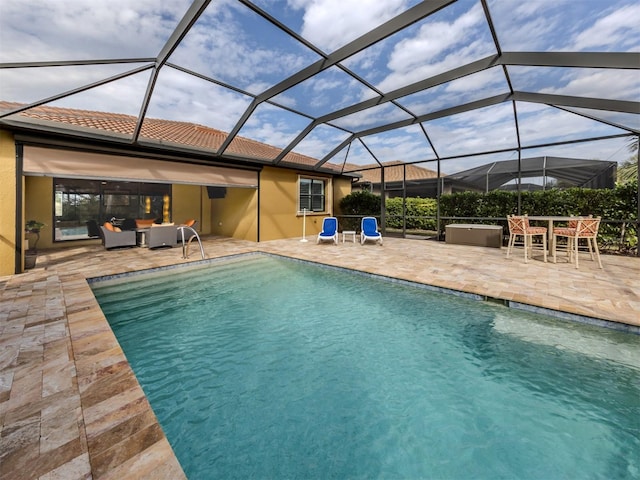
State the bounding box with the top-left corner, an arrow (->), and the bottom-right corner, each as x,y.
523,234 -> 529,263
574,236 -> 580,269
506,233 -> 514,258
542,234 -> 547,263
591,238 -> 603,269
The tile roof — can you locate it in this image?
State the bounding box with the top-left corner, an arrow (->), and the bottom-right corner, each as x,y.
0,101 -> 339,171
344,161 -> 440,183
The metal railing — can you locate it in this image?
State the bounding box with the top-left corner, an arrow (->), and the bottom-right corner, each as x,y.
177,226 -> 205,260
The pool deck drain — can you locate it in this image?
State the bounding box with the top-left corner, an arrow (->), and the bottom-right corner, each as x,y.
1,236 -> 638,479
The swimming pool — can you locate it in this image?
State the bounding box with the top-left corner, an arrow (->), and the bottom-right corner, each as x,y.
91,254 -> 640,479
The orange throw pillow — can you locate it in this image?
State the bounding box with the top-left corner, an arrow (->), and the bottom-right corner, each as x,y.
103,222 -> 115,231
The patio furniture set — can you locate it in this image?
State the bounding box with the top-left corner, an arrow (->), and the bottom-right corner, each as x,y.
317,216 -> 383,246
99,219 -> 197,250
506,215 -> 603,269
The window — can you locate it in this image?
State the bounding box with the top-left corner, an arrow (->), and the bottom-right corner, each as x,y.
54,178 -> 170,241
299,177 -> 327,213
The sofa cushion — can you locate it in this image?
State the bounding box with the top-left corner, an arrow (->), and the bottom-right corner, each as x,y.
135,218 -> 156,228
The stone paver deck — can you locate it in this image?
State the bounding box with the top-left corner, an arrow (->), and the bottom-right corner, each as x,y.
1,236 -> 638,479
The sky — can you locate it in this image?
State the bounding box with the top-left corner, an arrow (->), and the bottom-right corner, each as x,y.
0,0 -> 638,174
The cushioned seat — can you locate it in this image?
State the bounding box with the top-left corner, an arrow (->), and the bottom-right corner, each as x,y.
177,219 -> 198,242
100,223 -> 136,249
360,216 -> 383,245
553,217 -> 602,269
147,224 -> 178,249
135,218 -> 157,229
317,217 -> 338,245
506,215 -> 547,263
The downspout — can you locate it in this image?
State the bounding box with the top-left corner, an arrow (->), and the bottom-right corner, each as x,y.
437,159 -> 442,240
15,143 -> 24,274
380,166 -> 385,233
402,163 -> 407,237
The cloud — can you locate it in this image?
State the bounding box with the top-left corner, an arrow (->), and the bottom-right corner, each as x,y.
540,69 -> 639,102
0,0 -> 189,62
361,126 -> 436,163
331,103 -> 410,131
374,3 -> 495,92
48,71 -> 152,117
146,67 -> 253,131
293,124 -> 350,158
517,107 -> 619,146
424,103 -> 518,157
571,3 -> 640,51
289,0 -> 409,52
488,0 -> 562,51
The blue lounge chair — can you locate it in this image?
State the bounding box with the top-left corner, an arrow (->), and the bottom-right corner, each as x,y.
317,217 -> 339,245
361,216 -> 383,245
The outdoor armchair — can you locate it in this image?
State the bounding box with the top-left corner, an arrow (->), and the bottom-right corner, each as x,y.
147,224 -> 178,249
553,217 -> 602,269
506,215 -> 547,263
99,223 -> 136,249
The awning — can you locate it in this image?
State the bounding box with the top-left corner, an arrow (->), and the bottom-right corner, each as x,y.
22,146 -> 258,188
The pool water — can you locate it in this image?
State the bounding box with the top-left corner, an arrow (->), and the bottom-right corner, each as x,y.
92,254 -> 640,480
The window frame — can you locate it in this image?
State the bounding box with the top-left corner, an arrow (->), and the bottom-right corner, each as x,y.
53,177 -> 171,242
298,175 -> 331,214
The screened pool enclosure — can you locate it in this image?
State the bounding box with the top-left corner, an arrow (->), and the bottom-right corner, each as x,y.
1,0 -> 638,235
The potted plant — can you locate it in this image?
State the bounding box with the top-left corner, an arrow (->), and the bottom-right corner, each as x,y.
25,220 -> 45,269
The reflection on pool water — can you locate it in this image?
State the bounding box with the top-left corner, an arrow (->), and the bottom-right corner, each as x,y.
56,226 -> 90,240
91,254 -> 640,480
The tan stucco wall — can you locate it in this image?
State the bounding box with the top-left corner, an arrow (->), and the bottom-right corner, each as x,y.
172,184 -> 211,234
12,142 -> 352,265
25,176 -> 56,251
0,131 -> 17,275
333,176 -> 352,216
259,166 -> 335,241
210,187 -> 257,241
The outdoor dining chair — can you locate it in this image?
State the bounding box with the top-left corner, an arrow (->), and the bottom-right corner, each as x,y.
552,216 -> 603,269
506,215 -> 547,263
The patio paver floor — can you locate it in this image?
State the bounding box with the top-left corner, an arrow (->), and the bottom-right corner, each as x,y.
1,236 -> 638,479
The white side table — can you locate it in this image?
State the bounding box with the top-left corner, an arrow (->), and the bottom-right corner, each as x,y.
342,230 -> 356,243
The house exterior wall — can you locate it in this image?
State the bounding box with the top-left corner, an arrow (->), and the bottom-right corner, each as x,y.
210,187 -> 258,241
257,167 -> 352,241
258,166 -> 320,241
0,132 -> 353,274
172,184 -> 211,235
333,176 -> 352,216
0,131 -> 17,275
25,176 -> 56,250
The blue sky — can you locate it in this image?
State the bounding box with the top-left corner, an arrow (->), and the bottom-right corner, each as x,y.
0,0 -> 638,173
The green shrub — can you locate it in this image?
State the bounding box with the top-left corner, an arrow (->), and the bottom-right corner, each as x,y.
386,197 -> 437,230
439,182 -> 638,251
339,190 -> 381,230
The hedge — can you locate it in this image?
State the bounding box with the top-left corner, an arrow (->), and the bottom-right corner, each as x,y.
339,182 -> 638,250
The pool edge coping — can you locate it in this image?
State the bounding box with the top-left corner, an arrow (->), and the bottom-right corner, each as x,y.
87,250 -> 639,335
